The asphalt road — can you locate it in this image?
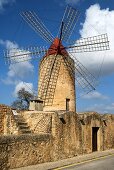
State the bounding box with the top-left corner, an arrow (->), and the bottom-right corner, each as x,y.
56,155 -> 114,170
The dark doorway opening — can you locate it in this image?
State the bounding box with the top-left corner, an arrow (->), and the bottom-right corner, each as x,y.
66,98 -> 70,111
92,127 -> 99,152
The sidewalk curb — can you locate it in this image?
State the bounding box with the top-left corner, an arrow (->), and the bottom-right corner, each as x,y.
53,152 -> 114,170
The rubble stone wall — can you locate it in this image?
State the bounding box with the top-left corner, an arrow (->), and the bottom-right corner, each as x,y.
38,55 -> 76,112
0,106 -> 5,135
51,111 -> 114,160
51,111 -> 82,160
78,112 -> 103,153
0,105 -> 18,135
77,112 -> 114,153
0,134 -> 52,169
21,111 -> 53,134
1,109 -> 114,169
102,114 -> 114,150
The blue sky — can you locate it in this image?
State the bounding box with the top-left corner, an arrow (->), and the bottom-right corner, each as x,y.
0,0 -> 114,113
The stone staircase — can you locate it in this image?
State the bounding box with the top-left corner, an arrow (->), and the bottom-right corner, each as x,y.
14,114 -> 32,134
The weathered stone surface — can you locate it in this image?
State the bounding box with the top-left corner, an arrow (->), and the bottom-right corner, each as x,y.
51,111 -> 78,160
77,112 -> 114,153
0,108 -> 114,169
0,105 -> 19,135
38,54 -> 76,112
0,134 -> 52,169
21,111 -> 53,134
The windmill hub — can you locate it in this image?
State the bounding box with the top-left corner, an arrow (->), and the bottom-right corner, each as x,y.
46,37 -> 68,56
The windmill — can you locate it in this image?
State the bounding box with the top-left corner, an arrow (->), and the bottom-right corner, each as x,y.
4,5 -> 110,112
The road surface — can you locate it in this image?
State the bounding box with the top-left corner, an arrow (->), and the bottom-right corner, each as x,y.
55,155 -> 114,170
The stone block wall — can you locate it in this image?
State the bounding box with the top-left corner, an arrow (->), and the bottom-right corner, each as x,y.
102,114 -> 114,150
21,111 -> 53,134
0,105 -> 19,135
0,105 -> 5,135
0,138 -> 8,169
78,112 -> 103,153
77,112 -> 114,153
1,110 -> 114,169
0,134 -> 52,169
38,55 -> 76,112
51,111 -> 114,158
51,111 -> 80,160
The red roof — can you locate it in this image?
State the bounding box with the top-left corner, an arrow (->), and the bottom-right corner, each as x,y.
46,38 -> 68,56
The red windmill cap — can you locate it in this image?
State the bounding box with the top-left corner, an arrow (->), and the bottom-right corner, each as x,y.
46,37 -> 68,56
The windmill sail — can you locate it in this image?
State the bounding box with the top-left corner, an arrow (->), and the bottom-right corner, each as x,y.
21,11 -> 54,43
4,46 -> 47,64
3,5 -> 110,110
58,5 -> 80,42
71,53 -> 97,91
62,53 -> 96,93
67,33 -> 109,53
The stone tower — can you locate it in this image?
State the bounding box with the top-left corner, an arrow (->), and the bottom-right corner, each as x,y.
38,38 -> 76,112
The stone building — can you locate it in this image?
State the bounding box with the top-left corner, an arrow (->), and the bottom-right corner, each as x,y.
37,38 -> 76,112
0,104 -> 114,169
0,40 -> 114,169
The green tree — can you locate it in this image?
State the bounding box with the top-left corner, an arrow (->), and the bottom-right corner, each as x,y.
11,88 -> 34,110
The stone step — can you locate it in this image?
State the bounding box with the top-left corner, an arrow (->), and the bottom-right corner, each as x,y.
20,129 -> 32,134
14,115 -> 26,122
19,125 -> 30,129
14,115 -> 22,118
14,114 -> 32,134
14,115 -> 24,118
18,122 -> 28,126
15,117 -> 25,121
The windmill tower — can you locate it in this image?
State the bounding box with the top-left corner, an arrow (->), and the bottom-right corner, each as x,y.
38,38 -> 76,112
5,5 -> 110,112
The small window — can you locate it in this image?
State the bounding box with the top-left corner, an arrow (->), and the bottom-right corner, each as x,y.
66,98 -> 70,111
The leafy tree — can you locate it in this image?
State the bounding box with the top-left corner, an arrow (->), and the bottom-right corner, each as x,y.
11,88 -> 34,110
11,100 -> 23,110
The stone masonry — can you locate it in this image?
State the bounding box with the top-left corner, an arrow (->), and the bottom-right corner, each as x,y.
38,54 -> 76,112
0,107 -> 114,169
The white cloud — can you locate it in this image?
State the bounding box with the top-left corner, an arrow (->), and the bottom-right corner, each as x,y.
7,61 -> 34,79
0,40 -> 35,98
82,91 -> 109,100
85,103 -> 114,113
0,0 -> 15,11
14,81 -> 34,97
2,77 -> 17,85
0,39 -> 34,82
72,4 -> 114,77
0,39 -> 18,49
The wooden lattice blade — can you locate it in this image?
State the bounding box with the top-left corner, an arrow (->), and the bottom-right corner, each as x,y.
58,5 -> 80,43
67,33 -> 110,53
21,11 -> 54,43
61,52 -> 97,94
70,53 -> 97,93
4,46 -> 47,64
